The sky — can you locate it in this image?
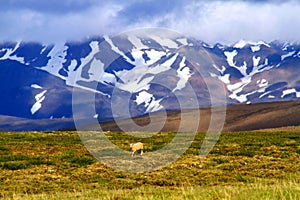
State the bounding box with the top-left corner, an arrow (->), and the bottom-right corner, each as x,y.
1,0 -> 300,44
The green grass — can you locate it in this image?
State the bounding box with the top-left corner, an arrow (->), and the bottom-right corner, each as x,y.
6,182 -> 300,200
0,130 -> 299,199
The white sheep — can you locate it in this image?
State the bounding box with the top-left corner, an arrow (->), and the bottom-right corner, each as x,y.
130,142 -> 143,157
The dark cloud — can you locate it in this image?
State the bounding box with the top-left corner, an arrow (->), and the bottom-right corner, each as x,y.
119,0 -> 182,23
0,0 -> 99,13
0,0 -> 299,43
127,0 -> 300,44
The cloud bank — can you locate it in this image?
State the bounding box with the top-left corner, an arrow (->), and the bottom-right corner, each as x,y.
0,0 -> 299,44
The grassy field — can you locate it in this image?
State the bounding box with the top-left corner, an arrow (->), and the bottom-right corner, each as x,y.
0,128 -> 299,199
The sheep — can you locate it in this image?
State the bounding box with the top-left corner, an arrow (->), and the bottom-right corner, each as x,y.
130,142 -> 143,157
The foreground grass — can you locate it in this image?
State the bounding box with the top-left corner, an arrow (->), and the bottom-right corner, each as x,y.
0,129 -> 299,199
9,181 -> 300,200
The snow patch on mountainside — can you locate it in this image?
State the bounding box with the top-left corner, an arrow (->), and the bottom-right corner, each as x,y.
41,43 -> 68,80
224,50 -> 238,67
31,90 -> 47,115
173,57 -> 193,92
223,59 -> 273,103
93,114 -> 98,119
115,53 -> 178,93
224,50 -> 247,76
212,64 -> 226,74
257,79 -> 268,88
212,46 -> 276,103
131,49 -> 165,66
63,41 -> 111,96
90,58 -> 115,84
176,38 -> 189,46
233,40 -> 270,49
150,35 -> 179,49
135,91 -> 163,112
104,35 -> 134,65
144,49 -> 166,65
251,45 -> 261,52
281,88 -> 300,98
0,42 -> 25,64
281,51 -> 295,60
31,84 -> 43,89
128,35 -> 148,49
253,56 -> 261,67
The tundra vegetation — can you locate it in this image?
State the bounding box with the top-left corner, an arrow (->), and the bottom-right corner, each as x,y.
0,128 -> 299,199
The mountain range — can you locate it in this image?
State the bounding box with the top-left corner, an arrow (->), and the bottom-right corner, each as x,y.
1,32 -> 300,131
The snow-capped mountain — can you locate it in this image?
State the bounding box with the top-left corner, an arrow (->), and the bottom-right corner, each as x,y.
213,40 -> 300,103
1,34 -> 300,131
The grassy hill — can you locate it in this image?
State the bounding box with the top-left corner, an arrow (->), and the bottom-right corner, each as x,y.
1,100 -> 300,132
0,128 -> 299,199
83,100 -> 300,133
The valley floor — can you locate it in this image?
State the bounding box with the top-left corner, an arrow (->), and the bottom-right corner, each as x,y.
0,128 -> 299,199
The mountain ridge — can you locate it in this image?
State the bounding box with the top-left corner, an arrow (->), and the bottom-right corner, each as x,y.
1,33 -> 300,131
